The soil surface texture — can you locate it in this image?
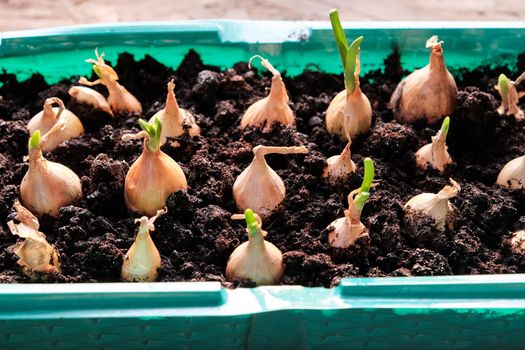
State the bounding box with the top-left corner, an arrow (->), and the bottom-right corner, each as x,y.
1,49 -> 524,287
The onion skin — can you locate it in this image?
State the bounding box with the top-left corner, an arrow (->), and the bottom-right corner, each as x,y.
27,98 -> 84,152
20,139 -> 82,218
390,36 -> 457,125
326,84 -> 372,142
327,216 -> 368,248
509,230 -> 525,255
121,209 -> 164,282
149,80 -> 200,144
404,179 -> 460,233
415,117 -> 452,173
241,69 -> 294,132
68,86 -> 114,116
495,73 -> 525,120
7,202 -> 60,276
323,142 -> 356,186
497,155 -> 525,190
124,142 -> 187,216
226,211 -> 283,285
232,145 -> 308,217
80,49 -> 142,114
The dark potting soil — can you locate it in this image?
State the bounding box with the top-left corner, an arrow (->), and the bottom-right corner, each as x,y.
1,49 -> 525,287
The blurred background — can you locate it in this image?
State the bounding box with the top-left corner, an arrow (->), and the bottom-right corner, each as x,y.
1,0 -> 524,31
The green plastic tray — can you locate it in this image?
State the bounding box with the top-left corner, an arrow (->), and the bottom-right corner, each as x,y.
1,20 -> 525,349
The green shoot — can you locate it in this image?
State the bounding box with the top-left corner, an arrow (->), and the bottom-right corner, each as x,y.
498,73 -> 510,104
93,64 -> 102,79
28,130 -> 41,151
245,209 -> 260,237
139,118 -> 162,152
329,9 -> 363,94
354,157 -> 374,212
440,116 -> 450,137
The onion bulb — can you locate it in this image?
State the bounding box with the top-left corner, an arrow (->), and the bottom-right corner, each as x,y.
122,118 -> 187,216
121,208 -> 165,282
241,55 -> 295,132
494,72 -> 525,120
232,145 -> 308,217
326,157 -> 375,248
323,141 -> 356,186
404,178 -> 460,233
416,116 -> 452,173
27,97 -> 84,152
79,49 -> 142,114
390,35 -> 457,125
226,209 -> 283,285
149,79 -> 200,145
497,155 -> 525,190
325,10 -> 372,141
20,130 -> 83,217
7,201 -> 60,276
69,86 -> 114,116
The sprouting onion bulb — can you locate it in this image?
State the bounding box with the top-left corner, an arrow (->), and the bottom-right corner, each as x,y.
123,118 -> 187,216
325,9 -> 372,141
226,209 -> 284,285
241,55 -> 295,132
416,116 -> 452,173
121,208 -> 166,282
404,178 -> 460,233
390,35 -> 457,124
27,97 -> 84,152
326,157 -> 374,248
149,79 -> 200,145
69,86 -> 114,117
79,49 -> 142,114
323,141 -> 356,186
7,201 -> 60,276
495,72 -> 525,120
232,145 -> 308,217
497,154 -> 525,190
20,130 -> 83,217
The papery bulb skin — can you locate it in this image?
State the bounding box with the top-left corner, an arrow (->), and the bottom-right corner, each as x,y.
497,155 -> 525,190
226,210 -> 284,285
27,98 -> 84,152
121,211 -> 164,282
495,73 -> 525,120
241,56 -> 295,132
7,202 -> 60,276
390,36 -> 457,125
149,80 -> 200,144
20,147 -> 82,218
125,146 -> 187,216
232,145 -> 308,217
416,117 -> 452,173
323,143 -> 356,186
326,90 -> 347,140
327,216 -> 368,249
80,49 -> 142,114
404,179 -> 460,233
69,86 -> 114,116
343,87 -> 372,140
509,230 -> 525,255
226,238 -> 283,286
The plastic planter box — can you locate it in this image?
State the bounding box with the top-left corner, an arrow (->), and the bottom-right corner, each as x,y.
1,20 -> 525,350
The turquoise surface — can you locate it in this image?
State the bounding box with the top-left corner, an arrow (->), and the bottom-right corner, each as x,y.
1,21 -> 525,349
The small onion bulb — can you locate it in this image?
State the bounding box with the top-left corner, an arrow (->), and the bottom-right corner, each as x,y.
79,49 -> 142,114
232,145 -> 308,217
323,142 -> 356,186
415,116 -> 452,173
121,208 -> 165,282
27,97 -> 84,152
226,209 -> 284,285
494,72 -> 525,120
69,86 -> 114,116
241,55 -> 295,132
497,155 -> 525,190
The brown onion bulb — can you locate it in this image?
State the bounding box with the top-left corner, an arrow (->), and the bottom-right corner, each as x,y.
232,145 -> 308,217
323,142 -> 356,186
390,36 -> 457,124
241,55 -> 295,132
27,97 -> 84,152
68,86 -> 114,116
